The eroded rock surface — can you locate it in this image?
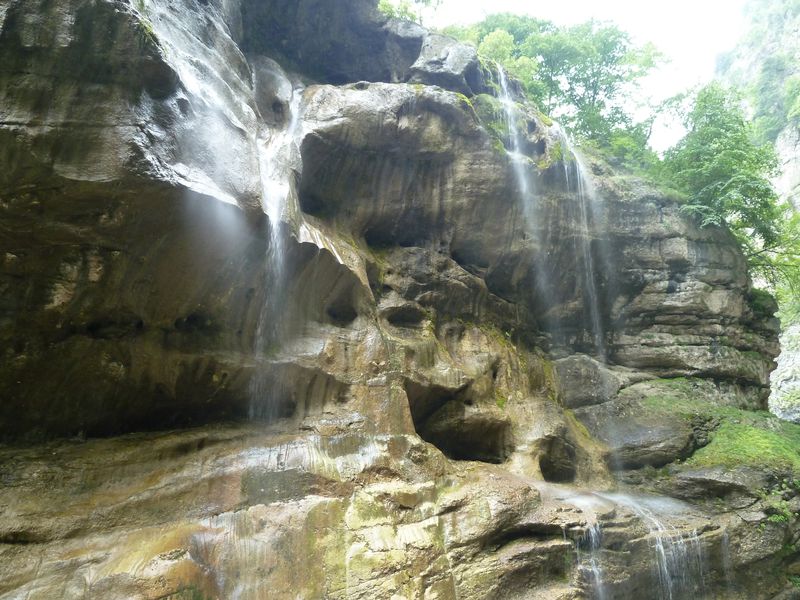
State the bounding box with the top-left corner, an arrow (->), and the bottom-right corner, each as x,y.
0,0 -> 795,598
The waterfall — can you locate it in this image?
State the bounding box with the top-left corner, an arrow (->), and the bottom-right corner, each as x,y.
257,89 -> 303,286
577,522 -> 607,600
600,493 -> 708,599
498,68 -> 534,200
555,486 -> 710,599
249,87 -> 304,420
551,125 -> 607,359
496,67 -> 607,358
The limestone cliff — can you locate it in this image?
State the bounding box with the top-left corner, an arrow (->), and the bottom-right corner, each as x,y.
0,1 -> 796,599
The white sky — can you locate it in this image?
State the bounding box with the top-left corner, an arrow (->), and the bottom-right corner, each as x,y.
422,0 -> 749,150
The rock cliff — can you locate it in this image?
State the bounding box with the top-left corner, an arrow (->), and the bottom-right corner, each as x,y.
0,1 -> 796,599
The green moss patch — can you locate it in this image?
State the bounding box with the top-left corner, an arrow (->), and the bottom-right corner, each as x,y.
688,421 -> 800,472
472,94 -> 508,142
638,378 -> 800,473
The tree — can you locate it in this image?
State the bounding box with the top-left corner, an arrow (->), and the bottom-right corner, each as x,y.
663,84 -> 780,242
662,83 -> 799,289
520,20 -> 659,138
377,0 -> 440,24
477,29 -> 514,63
444,15 -> 659,161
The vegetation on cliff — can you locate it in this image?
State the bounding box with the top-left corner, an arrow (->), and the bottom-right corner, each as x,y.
714,0 -> 800,325
443,14 -> 659,169
660,83 -> 800,293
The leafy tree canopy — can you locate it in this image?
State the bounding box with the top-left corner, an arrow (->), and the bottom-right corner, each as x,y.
443,15 -> 659,167
662,83 -> 799,296
377,0 -> 441,24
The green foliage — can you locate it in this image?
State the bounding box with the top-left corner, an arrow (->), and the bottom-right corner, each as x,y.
378,0 -> 440,24
721,0 -> 800,142
640,383 -> 800,474
520,20 -> 659,138
752,54 -> 795,142
377,0 -> 417,22
663,83 -> 780,242
445,15 -> 658,164
749,288 -> 778,318
478,29 -> 515,62
660,82 -> 800,292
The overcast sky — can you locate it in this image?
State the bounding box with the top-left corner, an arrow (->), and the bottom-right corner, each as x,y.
423,0 -> 749,150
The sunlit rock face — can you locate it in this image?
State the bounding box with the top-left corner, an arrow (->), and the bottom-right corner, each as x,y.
0,0 -> 793,599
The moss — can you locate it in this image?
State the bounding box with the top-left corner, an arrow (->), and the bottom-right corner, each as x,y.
494,389 -> 507,409
550,140 -> 564,163
564,409 -> 592,440
167,588 -> 213,600
136,17 -> 157,49
638,378 -> 800,474
491,138 -> 506,155
687,422 -> 800,472
749,288 -> 778,318
472,94 -> 508,143
455,92 -> 474,110
537,111 -> 554,126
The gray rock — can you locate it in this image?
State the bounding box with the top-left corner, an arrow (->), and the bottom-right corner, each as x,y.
574,398 -> 696,469
554,354 -> 624,408
665,466 -> 770,505
408,33 -> 485,95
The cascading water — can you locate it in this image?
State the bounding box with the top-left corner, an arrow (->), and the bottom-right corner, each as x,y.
498,68 -> 534,200
551,124 -> 608,359
249,87 -> 304,420
600,493 -> 708,599
257,89 -> 303,288
496,68 -> 561,343
496,67 -> 608,358
550,485 -> 711,599
577,522 -> 607,600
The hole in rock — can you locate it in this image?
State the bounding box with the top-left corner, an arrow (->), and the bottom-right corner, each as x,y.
385,304 -> 427,328
423,417 -> 512,464
405,380 -> 513,464
539,436 -> 577,483
86,316 -> 145,339
174,312 -> 214,333
491,359 -> 500,381
326,297 -> 358,326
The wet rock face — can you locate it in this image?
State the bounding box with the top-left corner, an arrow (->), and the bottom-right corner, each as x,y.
0,0 -> 793,599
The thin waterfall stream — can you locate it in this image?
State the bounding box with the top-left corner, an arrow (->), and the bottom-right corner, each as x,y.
498,66 -> 713,599
577,521 -> 607,600
496,67 -> 607,358
555,486 -> 710,600
249,87 -> 304,420
600,493 -> 708,599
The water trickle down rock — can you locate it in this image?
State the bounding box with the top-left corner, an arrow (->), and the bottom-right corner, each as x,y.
249,64 -> 305,420
497,67 -> 609,357
600,493 -> 709,600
